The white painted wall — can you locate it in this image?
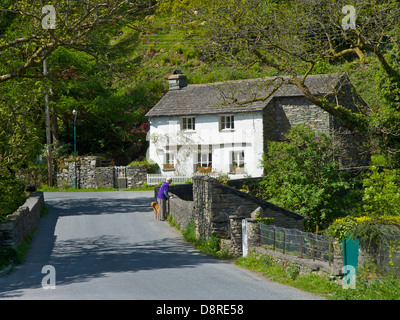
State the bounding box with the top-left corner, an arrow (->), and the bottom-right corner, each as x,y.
147,112 -> 264,177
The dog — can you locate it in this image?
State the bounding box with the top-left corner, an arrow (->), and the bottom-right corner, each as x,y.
151,201 -> 159,220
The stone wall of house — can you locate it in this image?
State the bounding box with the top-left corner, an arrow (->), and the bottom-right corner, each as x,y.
276,96 -> 331,137
0,192 -> 44,248
55,156 -> 147,189
262,93 -> 370,168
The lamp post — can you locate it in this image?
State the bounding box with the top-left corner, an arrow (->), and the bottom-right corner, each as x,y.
73,109 -> 77,189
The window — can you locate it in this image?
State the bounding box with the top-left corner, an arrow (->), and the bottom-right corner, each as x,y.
197,145 -> 212,173
182,117 -> 195,131
220,115 -> 234,130
231,150 -> 244,173
163,151 -> 175,170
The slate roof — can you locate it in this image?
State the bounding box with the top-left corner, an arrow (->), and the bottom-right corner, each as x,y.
146,73 -> 348,118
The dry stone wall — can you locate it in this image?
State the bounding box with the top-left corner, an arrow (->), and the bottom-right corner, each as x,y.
192,176 -> 305,240
0,192 -> 44,248
165,176 -> 305,257
55,156 -> 147,189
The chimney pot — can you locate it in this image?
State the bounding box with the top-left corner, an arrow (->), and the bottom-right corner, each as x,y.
168,70 -> 187,90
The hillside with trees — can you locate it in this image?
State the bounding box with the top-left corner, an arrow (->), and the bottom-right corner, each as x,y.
1,0 -> 400,229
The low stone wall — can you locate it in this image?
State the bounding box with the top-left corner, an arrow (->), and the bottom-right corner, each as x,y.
158,176 -> 306,259
167,195 -> 195,230
192,176 -> 305,240
0,192 -> 44,248
251,243 -> 343,276
126,166 -> 147,189
55,156 -> 114,188
55,156 -> 147,189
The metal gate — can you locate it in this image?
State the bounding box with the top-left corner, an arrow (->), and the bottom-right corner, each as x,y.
114,167 -> 127,189
342,235 -> 359,269
342,235 -> 359,288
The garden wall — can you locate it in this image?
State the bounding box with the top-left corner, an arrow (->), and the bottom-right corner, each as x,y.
192,176 -> 305,239
0,191 -> 44,248
161,176 -> 305,256
55,156 -> 147,189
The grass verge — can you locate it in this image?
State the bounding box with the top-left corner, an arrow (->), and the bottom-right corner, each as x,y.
235,251 -> 400,300
0,205 -> 48,272
168,218 -> 233,259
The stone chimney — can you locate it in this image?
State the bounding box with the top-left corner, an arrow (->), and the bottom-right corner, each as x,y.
168,70 -> 188,90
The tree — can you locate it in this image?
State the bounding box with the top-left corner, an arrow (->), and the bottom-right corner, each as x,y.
260,125 -> 358,231
0,1 -> 154,173
0,0 -> 151,82
362,166 -> 400,216
159,0 -> 400,165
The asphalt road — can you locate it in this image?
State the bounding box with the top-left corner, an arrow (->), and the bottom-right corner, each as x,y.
0,191 -> 323,300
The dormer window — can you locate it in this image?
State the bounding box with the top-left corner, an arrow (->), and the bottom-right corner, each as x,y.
182,117 -> 196,131
220,115 -> 234,130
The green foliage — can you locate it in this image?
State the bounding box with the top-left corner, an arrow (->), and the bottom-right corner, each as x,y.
237,251 -> 400,300
332,275 -> 400,300
181,221 -> 232,259
128,159 -> 159,174
182,221 -> 197,243
235,252 -> 338,297
260,125 -> 357,231
325,216 -> 359,240
361,167 -> 400,216
0,175 -> 27,222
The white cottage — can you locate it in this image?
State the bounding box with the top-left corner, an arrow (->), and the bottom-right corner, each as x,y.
146,71 -> 368,178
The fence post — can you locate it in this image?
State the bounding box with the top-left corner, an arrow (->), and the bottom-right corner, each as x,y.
273,228 -> 276,251
312,234 -> 316,261
282,230 -> 286,254
300,231 -> 303,258
242,219 -> 248,257
328,238 -> 332,266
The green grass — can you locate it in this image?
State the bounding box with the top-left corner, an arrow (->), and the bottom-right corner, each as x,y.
235,251 -> 400,300
0,230 -> 36,271
175,220 -> 233,259
0,205 -> 48,271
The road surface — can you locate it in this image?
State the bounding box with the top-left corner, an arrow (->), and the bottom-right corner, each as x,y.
0,191 -> 323,300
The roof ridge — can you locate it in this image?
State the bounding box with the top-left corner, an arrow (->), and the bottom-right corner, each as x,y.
186,72 -> 346,87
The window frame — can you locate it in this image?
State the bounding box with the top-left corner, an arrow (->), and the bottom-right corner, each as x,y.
196,145 -> 212,172
230,150 -> 245,173
181,116 -> 196,131
220,115 -> 235,130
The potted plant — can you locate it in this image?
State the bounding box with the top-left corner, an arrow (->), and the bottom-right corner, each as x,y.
163,163 -> 174,170
197,166 -> 212,173
233,164 -> 244,173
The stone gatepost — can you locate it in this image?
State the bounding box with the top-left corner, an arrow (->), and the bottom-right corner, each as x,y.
229,215 -> 248,257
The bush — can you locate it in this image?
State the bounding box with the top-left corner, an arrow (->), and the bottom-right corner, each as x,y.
0,175 -> 27,222
128,159 -> 159,173
181,221 -> 232,259
259,125 -> 358,232
361,166 -> 400,216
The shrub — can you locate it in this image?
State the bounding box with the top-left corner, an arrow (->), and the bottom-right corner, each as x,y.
361,167 -> 400,216
181,221 -> 232,259
0,175 -> 27,222
260,125 -> 357,232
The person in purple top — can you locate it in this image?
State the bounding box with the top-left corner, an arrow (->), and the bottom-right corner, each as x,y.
157,177 -> 174,221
